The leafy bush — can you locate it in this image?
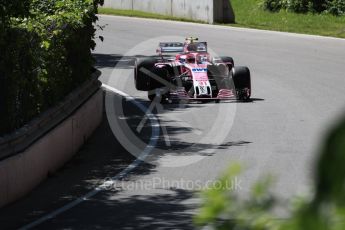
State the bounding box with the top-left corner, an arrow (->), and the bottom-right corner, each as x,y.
262,0 -> 286,12
195,116 -> 345,229
288,0 -> 310,13
310,0 -> 326,12
0,27 -> 42,132
0,0 -> 103,135
326,0 -> 345,15
0,0 -> 30,23
261,0 -> 345,15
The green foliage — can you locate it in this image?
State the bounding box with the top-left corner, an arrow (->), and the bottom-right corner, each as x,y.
0,0 -> 104,135
325,0 -> 345,15
0,27 -> 42,131
231,0 -> 345,38
261,0 -> 311,13
261,0 -> 345,15
311,0 -> 326,12
195,164 -> 279,230
195,116 -> 345,229
314,118 -> 345,206
288,0 -> 311,13
0,0 -> 31,23
262,0 -> 286,12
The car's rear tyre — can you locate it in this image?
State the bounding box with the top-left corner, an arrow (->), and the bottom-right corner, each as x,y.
231,66 -> 251,101
134,57 -> 156,91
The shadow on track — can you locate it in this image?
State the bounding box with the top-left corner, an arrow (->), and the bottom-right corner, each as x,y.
37,189 -> 197,230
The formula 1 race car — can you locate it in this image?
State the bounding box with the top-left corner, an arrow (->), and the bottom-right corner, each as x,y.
134,37 -> 251,103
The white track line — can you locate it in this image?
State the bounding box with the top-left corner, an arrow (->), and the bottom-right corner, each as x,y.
19,84 -> 160,230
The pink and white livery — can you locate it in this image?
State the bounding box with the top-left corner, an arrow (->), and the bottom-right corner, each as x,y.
134,37 -> 251,102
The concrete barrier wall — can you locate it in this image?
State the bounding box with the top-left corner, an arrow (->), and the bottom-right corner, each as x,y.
102,0 -> 235,23
133,0 -> 172,16
171,0 -> 213,23
214,0 -> 235,23
0,90 -> 103,208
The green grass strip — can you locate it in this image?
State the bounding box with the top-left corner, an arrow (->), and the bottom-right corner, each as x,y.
99,8 -> 205,24
99,3 -> 345,39
231,0 -> 345,39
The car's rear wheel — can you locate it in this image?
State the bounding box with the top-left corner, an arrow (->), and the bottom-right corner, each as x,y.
134,57 -> 156,91
231,66 -> 251,101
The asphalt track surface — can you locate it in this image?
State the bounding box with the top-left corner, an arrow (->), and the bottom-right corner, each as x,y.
1,15 -> 345,229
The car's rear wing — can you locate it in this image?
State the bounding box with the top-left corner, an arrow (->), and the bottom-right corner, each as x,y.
157,42 -> 184,54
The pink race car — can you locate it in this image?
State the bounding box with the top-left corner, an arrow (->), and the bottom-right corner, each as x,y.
134,37 -> 251,103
